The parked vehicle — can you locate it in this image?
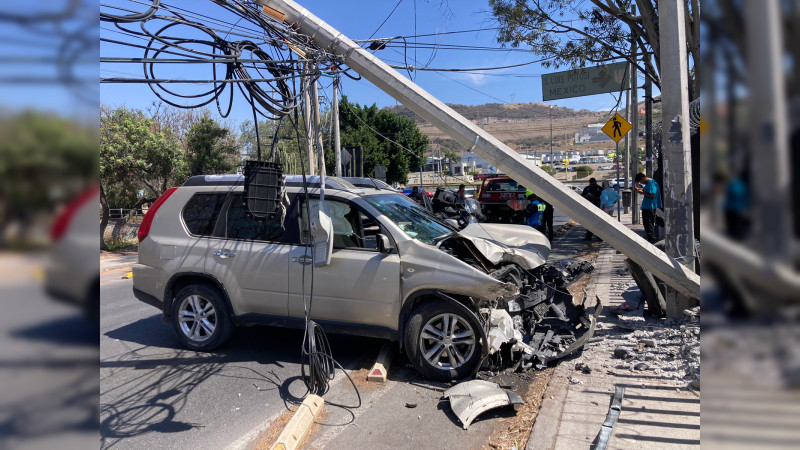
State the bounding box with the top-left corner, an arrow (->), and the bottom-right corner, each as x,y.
132,174 -> 552,380
431,187 -> 484,229
342,177 -> 394,191
45,186 -> 101,320
598,165 -> 612,171
609,177 -> 633,188
476,175 -> 528,223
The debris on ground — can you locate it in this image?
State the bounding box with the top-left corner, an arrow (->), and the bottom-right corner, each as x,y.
479,258 -> 599,374
572,305 -> 701,388
575,362 -> 592,374
442,380 -> 524,430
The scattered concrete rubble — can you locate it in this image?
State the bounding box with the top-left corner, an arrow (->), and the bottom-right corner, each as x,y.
573,302 -> 701,388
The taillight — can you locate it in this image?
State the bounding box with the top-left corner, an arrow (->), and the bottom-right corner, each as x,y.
137,187 -> 178,243
51,186 -> 100,242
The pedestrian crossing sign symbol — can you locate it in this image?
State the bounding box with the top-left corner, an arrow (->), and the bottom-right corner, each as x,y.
602,113 -> 632,143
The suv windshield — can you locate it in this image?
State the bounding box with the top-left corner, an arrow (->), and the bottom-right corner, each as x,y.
364,194 -> 453,244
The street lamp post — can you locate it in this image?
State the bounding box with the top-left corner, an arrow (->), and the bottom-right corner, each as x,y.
549,105 -> 554,177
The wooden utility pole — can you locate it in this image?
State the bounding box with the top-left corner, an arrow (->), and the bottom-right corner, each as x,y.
659,0 -> 698,315
302,62 -> 315,176
332,75 -> 342,177
630,4 -> 640,224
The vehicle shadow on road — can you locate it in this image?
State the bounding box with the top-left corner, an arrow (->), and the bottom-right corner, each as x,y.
100,318 -> 383,448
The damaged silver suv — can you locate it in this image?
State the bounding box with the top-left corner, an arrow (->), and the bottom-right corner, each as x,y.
133,174 -> 590,381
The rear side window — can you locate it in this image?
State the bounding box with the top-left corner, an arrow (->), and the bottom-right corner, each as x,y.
182,193 -> 227,236
224,194 -> 284,242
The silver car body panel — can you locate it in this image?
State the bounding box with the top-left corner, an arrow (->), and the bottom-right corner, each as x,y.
443,380 -> 524,429
455,223 -> 550,270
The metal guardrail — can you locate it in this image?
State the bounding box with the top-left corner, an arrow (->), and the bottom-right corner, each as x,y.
105,208 -> 145,220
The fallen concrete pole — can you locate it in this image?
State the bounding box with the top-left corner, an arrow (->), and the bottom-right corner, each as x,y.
257,0 -> 699,299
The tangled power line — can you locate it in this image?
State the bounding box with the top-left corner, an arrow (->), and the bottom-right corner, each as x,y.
100,0 -> 357,119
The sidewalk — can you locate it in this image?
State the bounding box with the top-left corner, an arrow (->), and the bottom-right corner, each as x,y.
528,211 -> 700,449
100,252 -> 138,273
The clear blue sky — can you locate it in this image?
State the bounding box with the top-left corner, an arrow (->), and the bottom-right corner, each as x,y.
97,0 -> 649,125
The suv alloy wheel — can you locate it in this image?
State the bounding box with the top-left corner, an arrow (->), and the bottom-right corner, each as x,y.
404,299 -> 483,381
171,285 -> 233,351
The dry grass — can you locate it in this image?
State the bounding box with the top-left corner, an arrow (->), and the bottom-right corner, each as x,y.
254,407 -> 296,450
483,368 -> 555,450
253,406 -> 330,450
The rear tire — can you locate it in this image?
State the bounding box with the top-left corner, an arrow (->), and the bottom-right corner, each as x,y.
404,299 -> 483,381
171,285 -> 233,351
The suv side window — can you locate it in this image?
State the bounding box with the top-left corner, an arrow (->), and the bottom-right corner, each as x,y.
224,194 -> 284,242
300,199 -> 376,250
182,193 -> 227,237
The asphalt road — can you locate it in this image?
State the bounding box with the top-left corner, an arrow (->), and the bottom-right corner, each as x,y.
99,268 -> 385,449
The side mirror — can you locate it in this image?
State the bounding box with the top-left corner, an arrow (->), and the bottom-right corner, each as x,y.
445,219 -> 460,229
376,233 -> 394,253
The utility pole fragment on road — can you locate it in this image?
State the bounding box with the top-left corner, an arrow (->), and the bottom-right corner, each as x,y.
659,0 -> 698,316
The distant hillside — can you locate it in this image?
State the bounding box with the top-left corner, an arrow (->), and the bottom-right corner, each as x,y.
385,102 -> 599,123
382,102 -> 608,154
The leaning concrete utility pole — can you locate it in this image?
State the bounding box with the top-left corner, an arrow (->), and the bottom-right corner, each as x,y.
658,0 -> 697,316
332,75 -> 342,177
257,0 -> 700,298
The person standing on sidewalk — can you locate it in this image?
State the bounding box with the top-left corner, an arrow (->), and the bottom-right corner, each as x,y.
600,180 -> 621,216
581,178 -> 603,240
634,172 -> 663,243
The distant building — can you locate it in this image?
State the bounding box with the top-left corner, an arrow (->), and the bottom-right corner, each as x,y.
575,123 -> 613,143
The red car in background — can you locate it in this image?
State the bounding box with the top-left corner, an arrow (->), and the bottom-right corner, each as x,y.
477,175 -> 528,223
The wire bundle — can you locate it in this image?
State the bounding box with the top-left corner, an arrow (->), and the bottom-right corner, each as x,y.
100,0 -> 348,119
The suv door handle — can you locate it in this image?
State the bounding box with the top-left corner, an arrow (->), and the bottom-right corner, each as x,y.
214,250 -> 236,259
292,256 -> 313,265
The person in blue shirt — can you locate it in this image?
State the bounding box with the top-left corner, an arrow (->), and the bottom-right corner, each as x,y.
600,180 -> 621,216
525,194 -> 547,235
634,172 -> 663,243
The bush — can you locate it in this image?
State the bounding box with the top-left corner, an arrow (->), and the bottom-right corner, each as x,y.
575,165 -> 594,178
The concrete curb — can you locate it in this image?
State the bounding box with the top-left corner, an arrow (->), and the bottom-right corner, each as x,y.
526,363 -> 571,450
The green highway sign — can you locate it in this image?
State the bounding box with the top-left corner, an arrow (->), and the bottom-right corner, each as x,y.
541,62 -> 630,101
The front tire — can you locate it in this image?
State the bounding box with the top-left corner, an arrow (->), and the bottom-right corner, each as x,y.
404,299 -> 483,381
171,285 -> 233,351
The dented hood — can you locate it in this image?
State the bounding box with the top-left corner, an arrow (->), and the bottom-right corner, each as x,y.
455,223 -> 550,270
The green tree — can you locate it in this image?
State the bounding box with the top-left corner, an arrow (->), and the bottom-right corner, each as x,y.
100,105 -> 184,249
489,0 -> 700,96
239,116 -> 308,175
185,117 -> 240,176
337,96 -> 427,184
0,111 -> 97,246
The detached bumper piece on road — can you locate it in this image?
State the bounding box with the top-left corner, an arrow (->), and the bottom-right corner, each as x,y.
443,380 -> 524,430
481,259 -> 599,373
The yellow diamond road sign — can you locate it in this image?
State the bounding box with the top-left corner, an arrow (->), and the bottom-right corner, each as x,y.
602,113 -> 632,143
